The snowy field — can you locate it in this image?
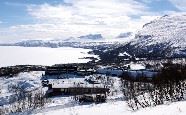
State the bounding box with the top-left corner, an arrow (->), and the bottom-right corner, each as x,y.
0,46 -> 98,67
33,100 -> 186,115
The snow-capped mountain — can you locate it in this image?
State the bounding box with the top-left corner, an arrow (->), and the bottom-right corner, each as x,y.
112,14 -> 186,59
78,34 -> 103,40
135,14 -> 186,47
117,32 -> 133,38
96,13 -> 186,63
62,34 -> 103,42
133,13 -> 186,57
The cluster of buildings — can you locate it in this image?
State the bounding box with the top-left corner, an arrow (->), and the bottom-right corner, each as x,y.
42,64 -> 109,102
41,63 -> 158,102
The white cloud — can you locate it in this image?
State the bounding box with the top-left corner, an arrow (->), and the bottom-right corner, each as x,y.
169,0 -> 186,11
0,0 -> 160,43
0,24 -> 67,43
27,0 -> 148,25
26,0 -> 155,38
140,0 -> 162,4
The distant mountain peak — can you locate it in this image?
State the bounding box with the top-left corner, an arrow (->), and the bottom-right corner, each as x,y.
117,32 -> 133,38
78,34 -> 103,40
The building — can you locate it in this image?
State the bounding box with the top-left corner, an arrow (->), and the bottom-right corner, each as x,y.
45,76 -> 109,102
45,65 -> 78,75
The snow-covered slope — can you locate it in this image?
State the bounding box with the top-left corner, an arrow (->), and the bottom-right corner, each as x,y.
132,13 -> 186,57
33,99 -> 186,115
136,14 -> 186,47
0,71 -> 44,106
106,13 -> 186,60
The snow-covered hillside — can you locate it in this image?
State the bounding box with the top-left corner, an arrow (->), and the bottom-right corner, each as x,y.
0,71 -> 44,106
133,13 -> 186,57
106,13 -> 186,60
33,98 -> 186,115
0,46 -> 98,67
135,14 -> 186,47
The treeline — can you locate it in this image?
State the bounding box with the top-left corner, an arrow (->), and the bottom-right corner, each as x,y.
121,62 -> 186,110
0,65 -> 46,77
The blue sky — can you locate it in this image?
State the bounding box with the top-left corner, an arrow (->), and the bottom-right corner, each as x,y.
0,0 -> 185,43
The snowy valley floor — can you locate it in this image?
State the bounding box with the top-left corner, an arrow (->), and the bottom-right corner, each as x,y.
31,99 -> 186,115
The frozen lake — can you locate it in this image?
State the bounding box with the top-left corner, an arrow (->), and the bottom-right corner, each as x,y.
0,46 -> 98,67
